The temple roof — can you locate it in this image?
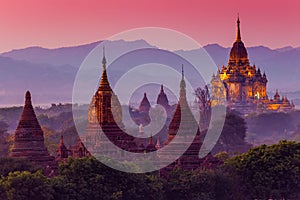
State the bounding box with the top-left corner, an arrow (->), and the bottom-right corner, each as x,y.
139,93 -> 151,112
228,16 -> 249,66
98,47 -> 112,92
156,84 -> 169,107
58,135 -> 67,151
167,65 -> 199,137
274,89 -> 280,100
10,91 -> 55,169
15,91 -> 43,140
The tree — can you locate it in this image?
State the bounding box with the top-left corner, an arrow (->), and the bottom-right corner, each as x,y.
0,121 -> 10,156
0,171 -> 54,200
51,157 -> 164,200
195,85 -> 211,131
212,111 -> 251,154
225,140 -> 300,199
42,126 -> 58,156
164,167 -> 245,200
0,157 -> 40,176
246,112 -> 294,144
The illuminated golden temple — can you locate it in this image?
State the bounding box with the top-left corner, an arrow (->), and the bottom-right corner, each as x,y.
211,17 -> 294,114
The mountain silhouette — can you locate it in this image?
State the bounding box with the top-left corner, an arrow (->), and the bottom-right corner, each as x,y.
0,40 -> 299,105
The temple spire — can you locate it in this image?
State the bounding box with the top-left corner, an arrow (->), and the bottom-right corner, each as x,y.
17,91 -> 42,134
102,46 -> 107,66
181,64 -> 184,81
236,14 -> 241,42
99,47 -> 110,89
180,64 -> 186,99
25,91 -> 31,105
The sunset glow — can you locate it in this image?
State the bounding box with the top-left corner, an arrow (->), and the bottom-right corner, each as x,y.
0,0 -> 299,52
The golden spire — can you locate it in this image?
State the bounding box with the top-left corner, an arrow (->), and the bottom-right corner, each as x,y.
236,13 -> 241,42
99,47 -> 110,88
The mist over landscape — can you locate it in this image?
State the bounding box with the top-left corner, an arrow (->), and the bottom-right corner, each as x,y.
0,39 -> 300,106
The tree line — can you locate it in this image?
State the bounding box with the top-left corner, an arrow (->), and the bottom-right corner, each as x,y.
0,140 -> 299,200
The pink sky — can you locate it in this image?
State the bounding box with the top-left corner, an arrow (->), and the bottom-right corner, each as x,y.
0,0 -> 299,52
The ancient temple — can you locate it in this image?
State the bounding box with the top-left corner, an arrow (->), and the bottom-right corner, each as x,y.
10,91 -> 56,170
56,135 -> 91,161
211,17 -> 294,115
84,49 -> 138,155
82,49 -> 221,172
130,92 -> 151,126
160,66 -> 203,172
131,85 -> 172,142
56,135 -> 68,160
157,85 -> 171,112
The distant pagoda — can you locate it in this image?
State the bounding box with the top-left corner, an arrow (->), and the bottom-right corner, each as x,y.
10,91 -> 56,169
130,92 -> 151,126
85,48 -> 137,155
156,84 -> 172,117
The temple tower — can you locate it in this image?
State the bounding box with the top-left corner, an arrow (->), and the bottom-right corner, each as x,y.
157,85 -> 170,110
10,91 -> 55,169
139,93 -> 151,113
56,135 -> 69,161
212,16 -> 269,114
161,65 -> 202,171
86,48 -> 137,154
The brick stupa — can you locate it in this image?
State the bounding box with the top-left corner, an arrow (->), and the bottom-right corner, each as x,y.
85,48 -> 137,155
160,65 -> 203,172
10,91 -> 55,169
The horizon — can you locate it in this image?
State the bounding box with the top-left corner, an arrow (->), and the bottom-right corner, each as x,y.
0,39 -> 298,54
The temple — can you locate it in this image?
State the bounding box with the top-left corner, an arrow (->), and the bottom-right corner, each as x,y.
211,16 -> 294,115
10,91 -> 56,173
159,65 -> 203,173
130,92 -> 151,126
84,48 -> 138,155
82,49 -> 219,172
56,135 -> 91,162
156,84 -> 171,115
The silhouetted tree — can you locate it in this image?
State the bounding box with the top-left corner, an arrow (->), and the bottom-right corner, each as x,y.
212,111 -> 251,154
51,157 -> 164,200
0,157 -> 40,176
195,85 -> 211,131
0,121 -> 10,156
0,171 -> 54,200
225,140 -> 300,199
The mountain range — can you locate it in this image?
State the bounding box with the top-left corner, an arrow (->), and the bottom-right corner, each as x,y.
0,39 -> 300,106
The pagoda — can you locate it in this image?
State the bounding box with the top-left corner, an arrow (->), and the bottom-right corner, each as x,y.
211,16 -> 294,114
56,135 -> 91,161
85,48 -> 137,155
130,92 -> 151,126
160,65 -> 203,172
157,85 -> 170,110
10,91 -> 56,169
